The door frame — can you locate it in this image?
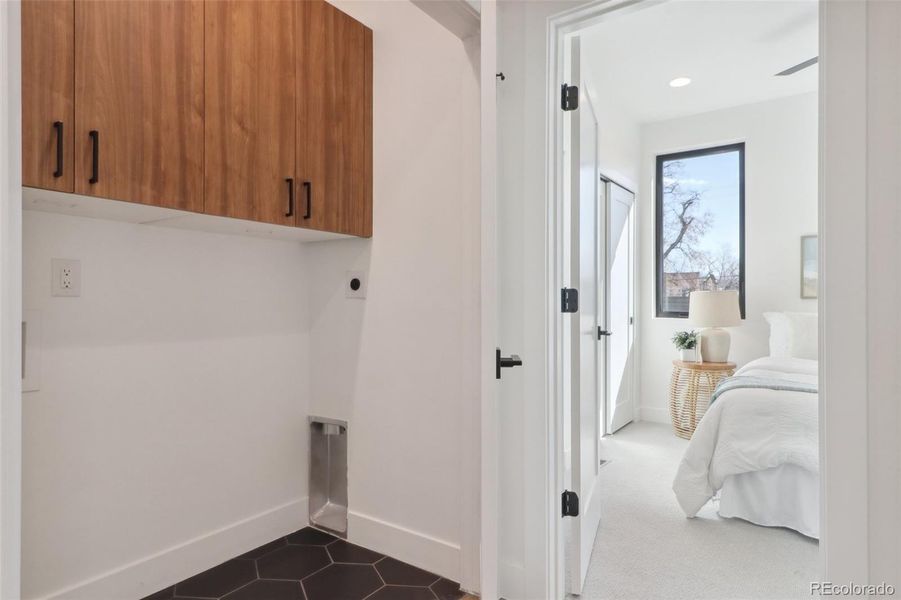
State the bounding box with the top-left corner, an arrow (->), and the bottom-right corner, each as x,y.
543,1 -> 843,598
478,2 -> 498,598
0,2 -> 23,599
546,2 -> 657,596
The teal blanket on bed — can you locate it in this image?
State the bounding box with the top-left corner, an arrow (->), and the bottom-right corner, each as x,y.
710,375 -> 818,405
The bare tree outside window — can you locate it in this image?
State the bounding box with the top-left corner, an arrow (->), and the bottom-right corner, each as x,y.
655,144 -> 745,318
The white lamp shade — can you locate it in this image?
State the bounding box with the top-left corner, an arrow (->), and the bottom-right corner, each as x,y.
688,291 -> 741,328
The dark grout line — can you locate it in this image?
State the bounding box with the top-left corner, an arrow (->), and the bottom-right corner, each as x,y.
214,578 -> 257,600
360,584 -> 387,600
298,560 -> 336,582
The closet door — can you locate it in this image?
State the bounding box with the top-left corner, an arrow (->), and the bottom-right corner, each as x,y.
74,1 -> 204,210
297,0 -> 372,237
22,0 -> 74,192
205,0 -> 296,226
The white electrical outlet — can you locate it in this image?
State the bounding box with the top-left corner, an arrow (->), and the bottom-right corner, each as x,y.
51,258 -> 81,297
345,271 -> 367,299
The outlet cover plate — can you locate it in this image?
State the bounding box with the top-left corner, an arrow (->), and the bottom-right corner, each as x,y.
345,271 -> 366,299
51,258 -> 81,297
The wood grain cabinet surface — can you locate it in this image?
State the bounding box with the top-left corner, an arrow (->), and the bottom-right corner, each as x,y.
204,0 -> 297,226
22,0 -> 373,238
22,0 -> 74,193
298,0 -> 373,237
74,0 -> 204,211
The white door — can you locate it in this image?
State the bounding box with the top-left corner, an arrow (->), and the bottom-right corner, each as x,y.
564,35 -> 604,595
605,181 -> 636,433
483,2 -> 546,598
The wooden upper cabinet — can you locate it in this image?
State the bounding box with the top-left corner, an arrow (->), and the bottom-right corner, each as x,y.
22,0 -> 74,193
297,1 -> 373,237
204,1 -> 297,226
73,1 -> 204,211
22,0 -> 372,237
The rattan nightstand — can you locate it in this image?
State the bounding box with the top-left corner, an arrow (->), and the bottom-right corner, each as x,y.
669,360 -> 736,439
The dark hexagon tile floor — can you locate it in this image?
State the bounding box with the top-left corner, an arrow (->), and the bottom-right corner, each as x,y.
222,579 -> 304,600
175,559 -> 256,598
141,527 -> 466,600
375,557 -> 441,587
367,585 -> 438,600
303,563 -> 382,600
258,544 -> 331,580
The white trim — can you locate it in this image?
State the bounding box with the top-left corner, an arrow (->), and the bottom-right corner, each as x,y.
348,510 -> 461,583
862,1 -> 901,584
479,2 -> 498,598
819,0 -> 901,584
0,2 -> 23,599
818,0 -> 866,581
458,29 -> 482,598
35,498 -> 310,600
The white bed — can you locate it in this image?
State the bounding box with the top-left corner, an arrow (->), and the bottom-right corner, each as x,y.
672,342 -> 820,538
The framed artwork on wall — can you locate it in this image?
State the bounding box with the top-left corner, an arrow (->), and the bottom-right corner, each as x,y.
801,235 -> 818,299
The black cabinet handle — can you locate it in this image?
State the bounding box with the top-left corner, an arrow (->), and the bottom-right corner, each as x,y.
302,181 -> 312,220
88,130 -> 99,184
285,178 -> 295,217
53,121 -> 63,178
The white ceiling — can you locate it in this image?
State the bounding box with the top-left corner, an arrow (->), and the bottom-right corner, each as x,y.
580,0 -> 818,124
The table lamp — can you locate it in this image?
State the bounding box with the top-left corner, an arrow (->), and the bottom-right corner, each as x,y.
688,290 -> 741,363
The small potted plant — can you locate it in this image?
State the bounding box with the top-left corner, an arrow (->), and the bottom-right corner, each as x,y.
672,330 -> 698,362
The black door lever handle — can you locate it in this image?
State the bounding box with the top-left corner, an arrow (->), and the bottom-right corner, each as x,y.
496,348 -> 523,379
598,327 -> 613,340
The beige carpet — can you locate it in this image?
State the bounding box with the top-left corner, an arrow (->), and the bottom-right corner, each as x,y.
576,422 -> 819,600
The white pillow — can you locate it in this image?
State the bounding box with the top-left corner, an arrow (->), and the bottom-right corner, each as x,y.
763,312 -> 818,360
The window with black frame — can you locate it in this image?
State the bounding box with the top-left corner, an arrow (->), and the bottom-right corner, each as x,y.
655,143 -> 745,318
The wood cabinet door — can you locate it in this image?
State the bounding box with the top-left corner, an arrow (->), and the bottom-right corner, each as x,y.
297,1 -> 373,237
204,1 -> 296,226
22,0 -> 74,192
74,1 -> 204,211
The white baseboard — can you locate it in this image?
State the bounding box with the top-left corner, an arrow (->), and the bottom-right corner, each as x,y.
33,499 -> 461,600
639,405 -> 670,424
37,497 -> 309,600
348,510 -> 460,583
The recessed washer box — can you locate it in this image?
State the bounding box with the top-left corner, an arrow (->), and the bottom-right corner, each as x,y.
309,416 -> 348,536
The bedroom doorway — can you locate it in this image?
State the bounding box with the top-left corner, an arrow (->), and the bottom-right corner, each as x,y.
603,179 -> 635,435
547,0 -> 821,597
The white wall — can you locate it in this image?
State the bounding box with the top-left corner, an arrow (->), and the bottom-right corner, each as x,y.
637,92 -> 818,423
580,62 -> 640,190
0,2 -> 23,599
22,211 -> 312,600
305,0 -> 480,584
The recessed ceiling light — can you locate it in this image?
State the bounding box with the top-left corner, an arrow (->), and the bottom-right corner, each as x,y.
669,77 -> 692,88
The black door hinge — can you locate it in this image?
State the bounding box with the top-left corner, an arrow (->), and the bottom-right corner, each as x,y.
561,84 -> 578,111
561,288 -> 579,313
562,490 -> 580,517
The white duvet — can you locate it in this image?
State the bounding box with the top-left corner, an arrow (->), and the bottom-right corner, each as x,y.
672,356 -> 819,517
